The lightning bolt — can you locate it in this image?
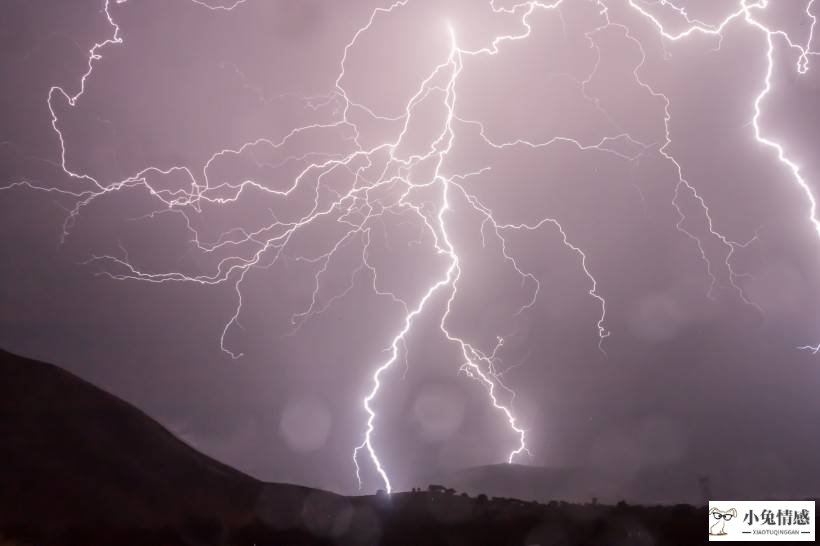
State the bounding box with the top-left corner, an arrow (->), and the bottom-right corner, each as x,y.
622,0 -> 819,344
4,0 -> 820,494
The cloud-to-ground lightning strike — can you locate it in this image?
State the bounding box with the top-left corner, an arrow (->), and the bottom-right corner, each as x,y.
4,0 -> 820,493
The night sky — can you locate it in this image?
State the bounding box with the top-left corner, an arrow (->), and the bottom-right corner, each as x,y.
2,0 -> 820,499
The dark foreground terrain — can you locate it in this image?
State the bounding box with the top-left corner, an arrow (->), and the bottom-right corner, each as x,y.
0,348 -> 707,545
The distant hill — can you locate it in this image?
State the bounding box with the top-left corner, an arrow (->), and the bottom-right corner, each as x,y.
0,348 -> 719,546
418,462 -> 706,506
0,348 -> 336,541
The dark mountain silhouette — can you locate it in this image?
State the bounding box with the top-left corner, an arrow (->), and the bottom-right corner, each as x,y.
419,462 -> 704,505
0,347 -> 714,545
0,348 -> 338,544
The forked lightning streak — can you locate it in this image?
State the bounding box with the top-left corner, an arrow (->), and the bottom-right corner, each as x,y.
3,0 -> 819,493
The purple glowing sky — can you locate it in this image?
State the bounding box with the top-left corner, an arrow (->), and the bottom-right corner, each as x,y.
1,0 -> 820,499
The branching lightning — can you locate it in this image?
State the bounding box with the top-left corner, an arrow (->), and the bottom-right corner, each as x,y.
4,0 -> 820,492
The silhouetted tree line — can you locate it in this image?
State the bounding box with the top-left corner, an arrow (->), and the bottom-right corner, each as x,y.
1,488 -> 710,546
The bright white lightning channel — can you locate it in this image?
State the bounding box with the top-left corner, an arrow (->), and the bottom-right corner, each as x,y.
3,0 -> 820,494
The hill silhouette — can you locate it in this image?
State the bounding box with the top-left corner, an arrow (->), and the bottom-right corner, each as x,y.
0,348 -> 338,544
0,348 -> 710,545
419,461 -> 705,505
